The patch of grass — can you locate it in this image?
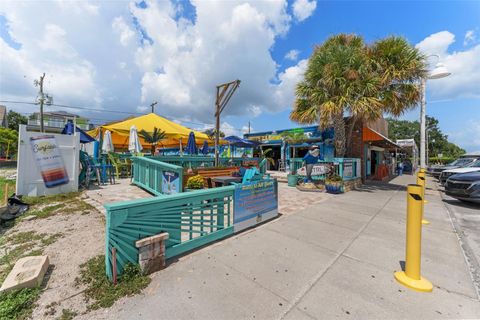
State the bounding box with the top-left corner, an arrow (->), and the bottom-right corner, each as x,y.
0,177 -> 16,203
41,233 -> 63,246
57,308 -> 78,320
77,255 -> 151,310
22,192 -> 81,206
0,243 -> 36,266
26,203 -> 66,219
0,288 -> 41,320
4,231 -> 44,245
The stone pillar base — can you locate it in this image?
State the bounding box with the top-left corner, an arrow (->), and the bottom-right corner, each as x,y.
135,233 -> 169,275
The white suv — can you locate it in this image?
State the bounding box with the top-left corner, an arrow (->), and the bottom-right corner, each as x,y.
440,160 -> 480,185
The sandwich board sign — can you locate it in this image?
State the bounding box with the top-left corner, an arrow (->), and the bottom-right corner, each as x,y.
233,179 -> 278,232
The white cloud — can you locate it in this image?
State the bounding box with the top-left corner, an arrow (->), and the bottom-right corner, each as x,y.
248,105 -> 262,118
112,16 -> 135,47
292,0 -> 317,22
415,31 -> 455,58
285,49 -> 300,61
464,30 -> 476,46
0,0 -> 315,125
416,31 -> 480,99
221,122 -> 238,137
448,120 -> 480,152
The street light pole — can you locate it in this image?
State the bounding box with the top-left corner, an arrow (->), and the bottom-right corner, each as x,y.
419,61 -> 451,169
420,78 -> 427,169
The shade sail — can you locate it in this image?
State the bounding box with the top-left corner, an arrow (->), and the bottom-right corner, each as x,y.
61,120 -> 95,143
88,113 -> 214,149
224,135 -> 259,147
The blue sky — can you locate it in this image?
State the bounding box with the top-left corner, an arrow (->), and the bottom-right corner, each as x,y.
1,0 -> 479,150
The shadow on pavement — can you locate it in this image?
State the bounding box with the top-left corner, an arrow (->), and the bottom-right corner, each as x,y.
442,198 -> 480,209
353,181 -> 406,193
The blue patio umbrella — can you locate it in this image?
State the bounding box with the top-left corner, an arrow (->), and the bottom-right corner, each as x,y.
201,140 -> 209,155
185,131 -> 198,155
62,120 -> 95,143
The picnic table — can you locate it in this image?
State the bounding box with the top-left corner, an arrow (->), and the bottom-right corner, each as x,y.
211,176 -> 242,187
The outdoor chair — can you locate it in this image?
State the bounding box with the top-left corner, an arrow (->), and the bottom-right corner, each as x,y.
108,152 -> 131,179
79,151 -> 102,188
93,156 -> 115,184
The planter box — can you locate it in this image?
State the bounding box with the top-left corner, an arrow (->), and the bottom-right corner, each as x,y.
325,182 -> 344,194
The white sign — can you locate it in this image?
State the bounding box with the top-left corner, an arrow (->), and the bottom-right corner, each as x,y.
343,162 -> 353,178
297,163 -> 328,176
30,135 -> 69,188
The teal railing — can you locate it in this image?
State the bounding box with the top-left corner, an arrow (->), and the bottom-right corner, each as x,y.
105,186 -> 235,279
149,155 -> 215,169
132,157 -> 184,196
289,157 -> 360,180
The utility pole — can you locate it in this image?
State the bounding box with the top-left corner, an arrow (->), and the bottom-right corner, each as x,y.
150,101 -> 158,114
214,79 -> 241,166
248,121 -> 251,134
34,73 -> 52,133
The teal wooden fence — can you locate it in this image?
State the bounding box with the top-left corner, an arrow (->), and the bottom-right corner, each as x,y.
149,155 -> 215,168
105,186 -> 235,280
132,156 -> 184,196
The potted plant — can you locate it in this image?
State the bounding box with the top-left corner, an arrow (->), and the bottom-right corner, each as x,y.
186,174 -> 205,191
325,174 -> 344,194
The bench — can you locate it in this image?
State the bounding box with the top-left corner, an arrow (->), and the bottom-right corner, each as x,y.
196,167 -> 240,188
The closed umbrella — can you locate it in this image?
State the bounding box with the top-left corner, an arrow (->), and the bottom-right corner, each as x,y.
102,130 -> 114,153
128,125 -> 142,153
201,140 -> 209,155
185,131 -> 198,155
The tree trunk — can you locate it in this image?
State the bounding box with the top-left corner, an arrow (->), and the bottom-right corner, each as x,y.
333,112 -> 346,157
346,117 -> 357,155
151,144 -> 156,155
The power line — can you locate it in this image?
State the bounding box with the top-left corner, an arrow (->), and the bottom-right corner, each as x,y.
1,99 -> 246,132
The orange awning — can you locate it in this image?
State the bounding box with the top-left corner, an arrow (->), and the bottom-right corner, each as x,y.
362,127 -> 400,149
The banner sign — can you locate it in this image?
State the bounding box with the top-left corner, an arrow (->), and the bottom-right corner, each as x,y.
234,179 -> 278,232
297,163 -> 329,177
162,171 -> 180,194
30,135 -> 69,188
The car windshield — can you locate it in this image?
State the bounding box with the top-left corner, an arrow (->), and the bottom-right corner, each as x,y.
452,158 -> 474,166
468,160 -> 480,168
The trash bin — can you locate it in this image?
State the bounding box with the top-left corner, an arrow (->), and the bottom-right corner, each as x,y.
287,174 -> 298,187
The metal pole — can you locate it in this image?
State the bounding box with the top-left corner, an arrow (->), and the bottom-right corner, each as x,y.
39,73 -> 45,133
420,78 -> 427,169
215,89 -> 220,167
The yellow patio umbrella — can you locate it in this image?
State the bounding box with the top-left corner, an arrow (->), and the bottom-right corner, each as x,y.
88,113 -> 217,150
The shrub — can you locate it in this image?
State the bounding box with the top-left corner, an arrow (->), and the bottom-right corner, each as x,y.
326,174 -> 343,184
186,175 -> 205,189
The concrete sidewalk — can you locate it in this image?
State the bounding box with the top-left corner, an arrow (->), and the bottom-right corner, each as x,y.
88,175 -> 480,320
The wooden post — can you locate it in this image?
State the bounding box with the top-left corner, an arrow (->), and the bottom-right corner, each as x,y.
112,247 -> 117,286
4,184 -> 9,205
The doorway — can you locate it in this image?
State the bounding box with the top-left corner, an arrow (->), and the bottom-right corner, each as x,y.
262,145 -> 281,170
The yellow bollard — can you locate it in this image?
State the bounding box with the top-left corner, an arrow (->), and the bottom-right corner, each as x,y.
416,172 -> 430,225
419,167 -> 426,174
394,184 -> 433,292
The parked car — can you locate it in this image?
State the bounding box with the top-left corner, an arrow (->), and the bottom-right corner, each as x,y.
428,157 -> 477,178
439,160 -> 480,185
445,171 -> 480,203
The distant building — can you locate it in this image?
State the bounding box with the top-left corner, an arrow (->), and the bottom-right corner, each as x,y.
27,111 -> 90,133
0,105 -> 7,128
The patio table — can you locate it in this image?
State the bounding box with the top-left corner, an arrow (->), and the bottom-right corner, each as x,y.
211,176 -> 242,187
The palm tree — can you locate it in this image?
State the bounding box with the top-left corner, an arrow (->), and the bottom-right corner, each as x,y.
290,34 -> 426,157
139,127 -> 166,154
203,128 -> 225,140
280,131 -> 306,158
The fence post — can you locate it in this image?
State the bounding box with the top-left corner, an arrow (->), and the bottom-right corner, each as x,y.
394,184 -> 433,292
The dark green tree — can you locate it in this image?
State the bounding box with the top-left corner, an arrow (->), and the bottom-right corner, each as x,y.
7,111 -> 28,131
203,128 -> 225,140
387,116 -> 465,158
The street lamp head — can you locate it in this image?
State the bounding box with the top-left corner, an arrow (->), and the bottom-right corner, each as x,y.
428,63 -> 451,79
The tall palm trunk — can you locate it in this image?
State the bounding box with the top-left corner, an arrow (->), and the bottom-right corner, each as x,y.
332,113 -> 346,157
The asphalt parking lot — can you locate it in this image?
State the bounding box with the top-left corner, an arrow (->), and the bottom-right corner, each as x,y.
439,184 -> 480,297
